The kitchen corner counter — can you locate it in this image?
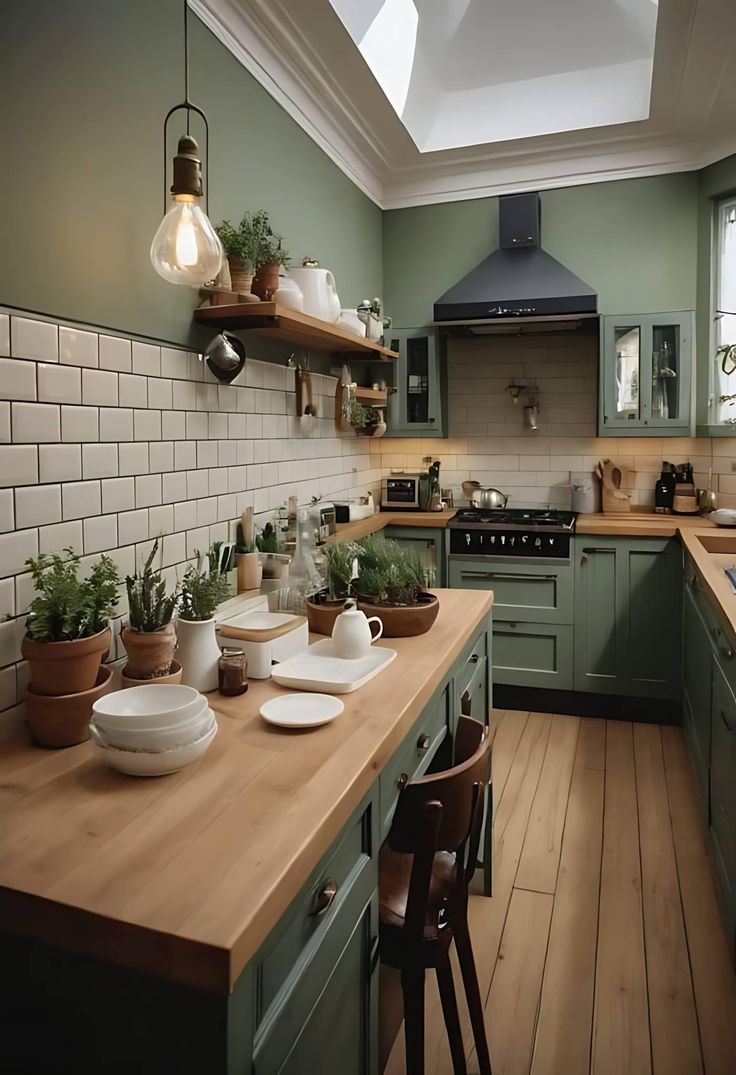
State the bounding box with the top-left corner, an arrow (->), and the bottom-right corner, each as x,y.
0,588 -> 492,995
332,509 -> 456,542
576,512 -> 716,537
679,527 -> 736,639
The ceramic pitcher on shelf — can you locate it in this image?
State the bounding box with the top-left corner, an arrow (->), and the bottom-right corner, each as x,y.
331,600 -> 383,660
288,258 -> 341,322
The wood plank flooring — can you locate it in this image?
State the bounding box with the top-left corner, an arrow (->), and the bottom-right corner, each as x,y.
384,711 -> 736,1075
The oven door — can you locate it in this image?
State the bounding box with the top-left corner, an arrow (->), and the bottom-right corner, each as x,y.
382,478 -> 419,510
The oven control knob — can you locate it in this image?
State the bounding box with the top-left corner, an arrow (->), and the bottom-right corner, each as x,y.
500,535 -> 506,545
521,534 -> 528,545
490,535 -> 496,544
465,533 -> 471,546
548,537 -> 555,546
534,537 -> 542,548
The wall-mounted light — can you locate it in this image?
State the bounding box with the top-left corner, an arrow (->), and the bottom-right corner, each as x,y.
150,2 -> 223,287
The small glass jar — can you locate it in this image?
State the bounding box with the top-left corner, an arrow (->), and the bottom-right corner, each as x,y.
218,647 -> 248,696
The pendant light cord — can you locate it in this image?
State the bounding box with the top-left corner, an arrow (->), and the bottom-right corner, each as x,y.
184,0 -> 190,133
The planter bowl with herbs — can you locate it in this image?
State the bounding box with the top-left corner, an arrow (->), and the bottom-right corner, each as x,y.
122,538 -> 180,684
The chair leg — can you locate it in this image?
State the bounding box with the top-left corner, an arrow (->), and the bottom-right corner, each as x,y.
453,915 -> 493,1075
436,955 -> 467,1075
401,966 -> 426,1075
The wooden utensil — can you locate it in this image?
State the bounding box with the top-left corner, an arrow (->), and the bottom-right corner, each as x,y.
601,459 -> 632,514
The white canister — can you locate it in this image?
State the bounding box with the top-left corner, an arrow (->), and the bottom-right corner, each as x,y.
175,617 -> 221,693
571,471 -> 601,514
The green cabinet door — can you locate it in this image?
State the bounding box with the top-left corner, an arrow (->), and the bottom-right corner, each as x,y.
710,663 -> 736,961
383,525 -> 445,586
384,328 -> 446,438
573,537 -> 681,698
682,580 -> 713,814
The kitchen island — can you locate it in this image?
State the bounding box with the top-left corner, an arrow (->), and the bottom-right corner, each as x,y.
0,588 -> 492,1075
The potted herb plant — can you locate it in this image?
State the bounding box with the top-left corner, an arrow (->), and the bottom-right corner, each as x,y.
248,209 -> 289,300
121,539 -> 181,686
257,521 -> 289,580
175,547 -> 231,692
350,400 -> 385,438
354,534 -> 439,637
307,541 -> 363,635
21,549 -> 119,747
235,507 -> 262,591
214,216 -> 258,294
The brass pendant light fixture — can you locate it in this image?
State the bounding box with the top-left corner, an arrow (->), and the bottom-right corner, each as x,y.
150,1 -> 223,286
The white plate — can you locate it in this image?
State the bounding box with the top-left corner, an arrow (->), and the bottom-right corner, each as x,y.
271,639 -> 397,694
92,713 -> 217,776
711,509 -> 736,527
260,693 -> 344,729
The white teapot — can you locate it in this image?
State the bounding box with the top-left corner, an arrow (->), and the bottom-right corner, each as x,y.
288,258 -> 341,322
331,599 -> 383,659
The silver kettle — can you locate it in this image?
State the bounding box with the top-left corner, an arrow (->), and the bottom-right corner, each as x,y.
462,481 -> 509,509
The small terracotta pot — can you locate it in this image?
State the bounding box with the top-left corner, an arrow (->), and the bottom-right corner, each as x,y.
228,256 -> 253,294
121,623 -> 177,680
26,665 -> 113,749
236,552 -> 263,592
252,261 -> 281,301
356,593 -> 439,637
120,659 -> 183,690
21,627 -> 112,697
306,592 -> 345,636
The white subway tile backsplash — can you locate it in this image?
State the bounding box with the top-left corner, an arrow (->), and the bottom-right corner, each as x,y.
99,335 -> 132,372
0,446 -> 38,487
186,411 -> 208,439
174,500 -> 197,532
38,519 -> 84,555
208,412 -> 228,439
148,378 -> 173,410
15,484 -> 61,528
39,443 -> 81,484
174,441 -> 196,471
148,504 -> 174,536
187,469 -> 208,499
196,440 -> 217,468
135,474 -> 162,508
0,489 -> 14,532
132,342 -> 161,377
62,480 -> 101,520
149,441 -> 174,473
82,442 -> 118,479
162,410 -> 185,440
101,476 -> 135,514
119,442 -> 149,476
84,514 -> 118,554
119,374 -> 148,408
134,409 -> 161,441
0,314 -> 9,357
12,401 -> 59,442
37,362 -> 80,404
172,380 -> 197,411
160,346 -> 188,379
0,528 -> 38,579
162,471 -> 187,503
12,317 -> 58,362
0,402 -> 9,443
82,368 -> 118,406
0,578 -> 14,619
118,509 -> 149,546
99,407 -> 134,442
162,532 -> 186,566
61,404 -> 98,443
59,327 -> 98,368
1,358 -> 37,401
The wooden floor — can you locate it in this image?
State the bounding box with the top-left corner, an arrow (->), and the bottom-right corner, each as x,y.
384,711 -> 736,1075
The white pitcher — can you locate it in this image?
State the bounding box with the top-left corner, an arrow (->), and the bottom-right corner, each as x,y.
331,600 -> 383,660
175,617 -> 221,693
288,259 -> 341,322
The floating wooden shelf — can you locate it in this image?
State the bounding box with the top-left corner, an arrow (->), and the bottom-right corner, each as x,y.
194,301 -> 399,361
354,386 -> 389,405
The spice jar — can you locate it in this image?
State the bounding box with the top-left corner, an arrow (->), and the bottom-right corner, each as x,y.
218,647 -> 248,696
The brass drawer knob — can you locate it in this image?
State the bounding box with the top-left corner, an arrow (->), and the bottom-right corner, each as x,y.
416,734 -> 431,754
308,879 -> 338,917
396,772 -> 409,790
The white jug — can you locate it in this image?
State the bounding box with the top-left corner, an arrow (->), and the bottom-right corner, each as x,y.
331,599 -> 383,660
288,259 -> 341,322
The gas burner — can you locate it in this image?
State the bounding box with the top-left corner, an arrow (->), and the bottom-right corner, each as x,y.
448,506 -> 577,559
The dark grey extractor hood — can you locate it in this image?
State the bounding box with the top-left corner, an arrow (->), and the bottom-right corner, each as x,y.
433,192 -> 597,326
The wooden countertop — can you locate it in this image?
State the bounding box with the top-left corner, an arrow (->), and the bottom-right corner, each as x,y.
576,512 -> 716,538
0,589 -> 492,995
679,528 -> 736,638
332,509 -> 455,542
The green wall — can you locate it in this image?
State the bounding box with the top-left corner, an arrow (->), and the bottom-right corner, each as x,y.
382,174 -> 699,328
0,0 -> 382,347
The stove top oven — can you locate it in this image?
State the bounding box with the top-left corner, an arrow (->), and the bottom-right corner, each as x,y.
448,508 -> 576,559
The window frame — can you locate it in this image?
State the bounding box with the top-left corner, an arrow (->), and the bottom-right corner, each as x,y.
711,194 -> 736,425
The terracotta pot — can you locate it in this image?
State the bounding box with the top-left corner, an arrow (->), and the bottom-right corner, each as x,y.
21,627 -> 112,697
252,261 -> 281,301
228,256 -> 253,295
356,593 -> 439,637
121,623 -> 176,680
306,592 -> 345,636
236,552 -> 263,592
120,659 -> 183,690
26,665 -> 113,748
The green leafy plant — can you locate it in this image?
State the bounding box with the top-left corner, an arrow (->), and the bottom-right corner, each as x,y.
216,210 -> 288,269
323,541 -> 363,600
125,539 -> 178,632
25,548 -> 120,642
179,549 -> 230,622
256,522 -> 280,554
350,400 -> 375,429
353,535 -> 427,607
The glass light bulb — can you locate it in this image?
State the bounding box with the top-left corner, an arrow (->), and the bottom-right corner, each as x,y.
150,194 -> 223,287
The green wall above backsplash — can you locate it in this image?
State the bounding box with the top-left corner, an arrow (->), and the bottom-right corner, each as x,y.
382,173 -> 699,329
0,0 -> 382,347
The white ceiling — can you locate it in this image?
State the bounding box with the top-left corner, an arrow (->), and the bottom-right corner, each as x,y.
191,0 -> 736,208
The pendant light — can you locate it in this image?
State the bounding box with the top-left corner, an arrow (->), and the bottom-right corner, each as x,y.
150,1 -> 223,286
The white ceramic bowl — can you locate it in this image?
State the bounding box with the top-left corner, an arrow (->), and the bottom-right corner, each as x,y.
92,714 -> 217,776
711,509 -> 736,527
93,684 -> 204,730
90,702 -> 212,752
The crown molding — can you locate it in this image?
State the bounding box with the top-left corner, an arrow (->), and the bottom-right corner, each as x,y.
192,0 -> 736,212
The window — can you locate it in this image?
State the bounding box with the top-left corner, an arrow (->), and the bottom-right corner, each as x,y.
713,196 -> 736,424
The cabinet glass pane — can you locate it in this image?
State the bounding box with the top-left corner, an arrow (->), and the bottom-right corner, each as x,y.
651,322 -> 680,421
406,338 -> 429,424
613,325 -> 640,420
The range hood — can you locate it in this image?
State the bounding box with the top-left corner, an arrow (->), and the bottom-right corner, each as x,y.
433,192 -> 597,328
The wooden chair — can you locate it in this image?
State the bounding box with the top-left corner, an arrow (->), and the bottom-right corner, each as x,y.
378,716 -> 493,1075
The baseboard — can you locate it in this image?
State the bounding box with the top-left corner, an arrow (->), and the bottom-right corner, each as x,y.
493,685 -> 682,724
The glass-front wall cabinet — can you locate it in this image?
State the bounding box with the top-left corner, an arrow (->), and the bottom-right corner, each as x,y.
386,328 -> 445,437
600,311 -> 693,435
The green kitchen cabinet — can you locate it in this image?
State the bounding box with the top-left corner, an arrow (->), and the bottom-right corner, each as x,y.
682,576 -> 714,813
383,525 -> 445,586
573,536 -> 681,698
599,311 -> 694,436
710,661 -> 736,961
384,328 -> 446,437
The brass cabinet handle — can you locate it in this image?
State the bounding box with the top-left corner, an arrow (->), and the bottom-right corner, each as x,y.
580,552 -> 588,566
308,879 -> 338,917
461,690 -> 472,716
469,653 -> 480,663
720,645 -> 734,661
416,734 -> 431,753
396,772 -> 409,790
720,709 -> 734,732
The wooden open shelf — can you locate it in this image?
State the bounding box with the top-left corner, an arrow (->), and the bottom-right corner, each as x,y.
194,301 -> 399,361
354,386 -> 389,405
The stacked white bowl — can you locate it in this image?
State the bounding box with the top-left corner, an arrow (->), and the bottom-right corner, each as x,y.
90,684 -> 217,776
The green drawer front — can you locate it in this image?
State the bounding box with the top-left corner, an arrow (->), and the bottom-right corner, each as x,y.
711,665 -> 736,886
455,627 -> 489,698
379,686 -> 449,838
256,802 -> 373,1027
459,654 -> 488,722
685,568 -> 736,699
448,559 -> 572,624
493,621 -> 573,690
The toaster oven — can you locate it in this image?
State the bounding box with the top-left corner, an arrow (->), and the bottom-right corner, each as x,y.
381,474 -> 421,511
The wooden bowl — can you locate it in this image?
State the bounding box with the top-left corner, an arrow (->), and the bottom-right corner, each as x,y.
356,593 -> 439,637
306,593 -> 346,636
